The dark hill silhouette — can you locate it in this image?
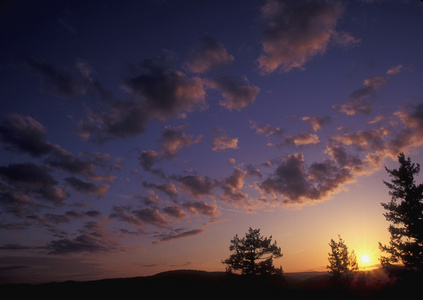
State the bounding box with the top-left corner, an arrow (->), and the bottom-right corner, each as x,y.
0,268 -> 417,299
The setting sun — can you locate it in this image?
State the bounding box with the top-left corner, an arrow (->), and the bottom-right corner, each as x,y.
361,254 -> 371,264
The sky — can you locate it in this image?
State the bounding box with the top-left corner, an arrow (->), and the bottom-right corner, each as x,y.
0,0 -> 423,284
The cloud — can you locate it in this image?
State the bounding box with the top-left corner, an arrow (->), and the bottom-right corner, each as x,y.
260,153 -> 354,204
211,127 -> 239,151
258,0 -> 356,73
110,205 -> 171,227
260,153 -> 312,201
353,77 -> 387,98
176,175 -> 217,198
321,102 -> 423,178
135,191 -> 162,206
0,114 -> 54,157
139,150 -> 159,172
282,133 -> 320,146
331,128 -> 389,152
331,31 -> 361,48
64,176 -> 110,197
0,162 -> 67,204
122,57 -> 206,120
249,120 -> 283,136
163,206 -> 187,219
182,201 -> 218,218
23,210 -> 102,233
133,207 -> 171,227
138,150 -> 167,178
79,57 -> 206,142
388,102 -> 423,157
46,222 -> 120,255
46,145 -> 96,176
159,125 -> 202,159
25,58 -> 81,97
184,36 -> 234,73
154,229 -> 204,243
110,205 -> 145,226
25,57 -> 113,102
206,76 -> 260,111
301,116 -> 331,132
142,181 -> 179,198
77,100 -> 150,142
220,168 -> 248,203
0,192 -> 33,217
333,76 -> 387,115
0,114 -> 115,184
386,64 -> 403,75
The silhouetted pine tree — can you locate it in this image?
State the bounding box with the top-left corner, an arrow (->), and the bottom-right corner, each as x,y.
379,153 -> 423,281
222,227 -> 283,277
327,235 -> 358,287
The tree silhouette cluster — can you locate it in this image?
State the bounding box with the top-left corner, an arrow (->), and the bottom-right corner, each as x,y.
223,153 -> 423,287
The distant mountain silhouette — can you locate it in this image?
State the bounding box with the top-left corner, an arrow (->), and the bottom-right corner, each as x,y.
0,268 -> 414,299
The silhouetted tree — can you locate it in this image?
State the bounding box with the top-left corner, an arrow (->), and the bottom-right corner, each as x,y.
222,227 -> 283,276
379,153 -> 423,281
327,235 -> 358,287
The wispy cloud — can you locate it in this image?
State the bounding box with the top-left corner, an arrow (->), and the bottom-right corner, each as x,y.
386,64 -> 403,75
153,229 -> 205,244
110,205 -> 171,227
333,76 -> 387,115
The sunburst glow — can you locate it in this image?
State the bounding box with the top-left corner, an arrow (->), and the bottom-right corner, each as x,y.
361,254 -> 370,264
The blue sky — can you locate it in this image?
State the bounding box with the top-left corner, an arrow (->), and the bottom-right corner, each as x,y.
1,0 -> 423,283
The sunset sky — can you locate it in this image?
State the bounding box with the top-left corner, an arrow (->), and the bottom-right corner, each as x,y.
1,0 -> 423,284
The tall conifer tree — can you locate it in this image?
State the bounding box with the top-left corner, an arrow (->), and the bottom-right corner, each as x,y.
379,153 -> 423,280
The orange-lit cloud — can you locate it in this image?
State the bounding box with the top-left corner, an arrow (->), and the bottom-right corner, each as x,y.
282,133 -> 320,146
301,116 -> 331,132
211,127 -> 239,151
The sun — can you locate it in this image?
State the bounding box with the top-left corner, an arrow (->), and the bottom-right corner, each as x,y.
361,254 -> 370,264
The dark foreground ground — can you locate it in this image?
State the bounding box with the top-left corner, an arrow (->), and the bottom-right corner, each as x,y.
1,270 -> 419,299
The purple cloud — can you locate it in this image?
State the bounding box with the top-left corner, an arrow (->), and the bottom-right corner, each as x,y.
184,36 -> 234,73
258,0 -> 358,74
206,76 -> 260,111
